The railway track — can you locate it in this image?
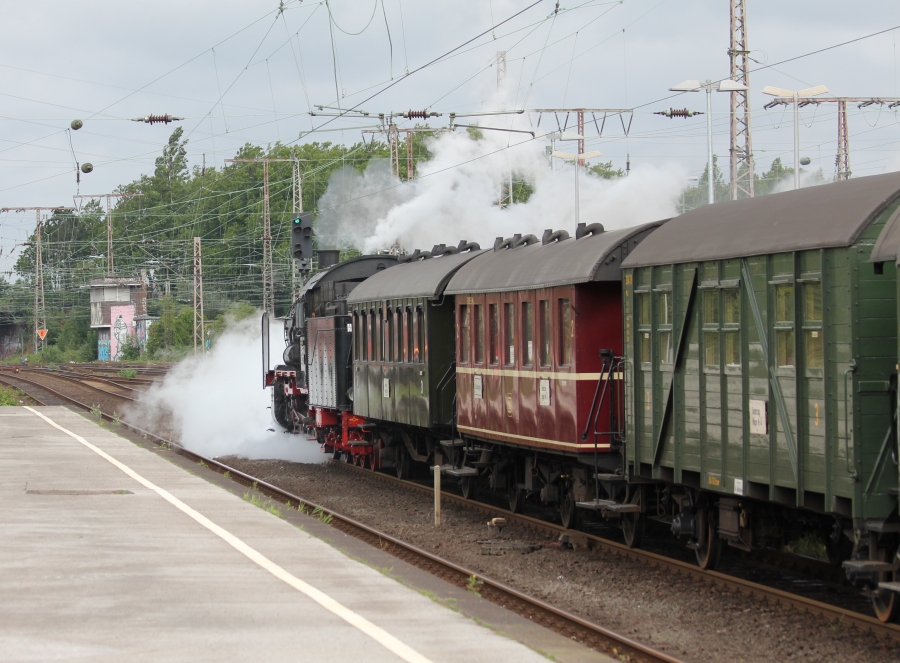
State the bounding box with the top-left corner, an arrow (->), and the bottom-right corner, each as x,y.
326,457 -> 900,643
4,374 -> 683,663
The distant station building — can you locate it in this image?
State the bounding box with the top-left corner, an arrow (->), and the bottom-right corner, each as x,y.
89,276 -> 152,361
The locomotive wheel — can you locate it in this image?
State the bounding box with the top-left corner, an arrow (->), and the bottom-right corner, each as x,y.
508,481 -> 524,513
694,509 -> 721,571
395,446 -> 410,480
460,476 -> 476,500
559,490 -> 580,530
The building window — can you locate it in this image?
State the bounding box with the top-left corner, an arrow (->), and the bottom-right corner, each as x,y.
459,305 -> 470,364
474,304 -> 485,364
489,304 -> 499,365
522,301 -> 534,366
416,307 -> 425,363
539,300 -> 551,366
775,284 -> 794,367
559,298 -> 572,366
657,291 -> 673,365
805,282 -> 823,368
504,302 -> 515,365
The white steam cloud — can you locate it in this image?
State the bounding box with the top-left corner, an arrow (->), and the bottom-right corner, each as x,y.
315,124 -> 687,253
126,315 -> 324,463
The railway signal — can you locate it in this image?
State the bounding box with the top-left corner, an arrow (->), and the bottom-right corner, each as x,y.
291,213 -> 314,273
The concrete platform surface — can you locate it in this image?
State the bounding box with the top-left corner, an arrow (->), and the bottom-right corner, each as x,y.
0,407 -> 612,663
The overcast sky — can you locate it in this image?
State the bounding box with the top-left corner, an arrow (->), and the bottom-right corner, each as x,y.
2,0 -> 899,270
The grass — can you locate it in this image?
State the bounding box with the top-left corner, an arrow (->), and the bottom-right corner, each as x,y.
118,368 -> 138,379
466,575 -> 483,597
0,385 -> 25,406
784,531 -> 829,562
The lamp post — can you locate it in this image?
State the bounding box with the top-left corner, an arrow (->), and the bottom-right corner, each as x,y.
551,149 -> 601,227
669,79 -> 748,205
546,131 -> 586,171
761,85 -> 829,190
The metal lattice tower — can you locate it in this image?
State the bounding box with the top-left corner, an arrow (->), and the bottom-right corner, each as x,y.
763,96 -> 900,181
388,122 -> 400,179
497,51 -> 507,107
0,206 -> 74,351
836,100 -> 850,180
72,193 -> 144,275
729,0 -> 755,200
193,237 -> 205,355
291,157 -> 304,300
225,158 -> 306,315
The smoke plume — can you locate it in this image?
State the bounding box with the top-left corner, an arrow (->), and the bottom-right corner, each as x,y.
126,315 -> 324,463
314,124 -> 687,253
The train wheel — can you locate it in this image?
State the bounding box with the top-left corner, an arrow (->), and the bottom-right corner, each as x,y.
559,490 -> 580,530
508,481 -> 524,513
622,512 -> 645,549
621,486 -> 644,549
873,547 -> 900,623
694,508 -> 721,570
460,476 -> 476,500
395,446 -> 410,480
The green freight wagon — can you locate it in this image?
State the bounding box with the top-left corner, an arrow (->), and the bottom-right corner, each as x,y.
620,173 -> 900,621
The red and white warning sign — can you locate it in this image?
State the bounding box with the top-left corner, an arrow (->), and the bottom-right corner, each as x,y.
36,329 -> 48,340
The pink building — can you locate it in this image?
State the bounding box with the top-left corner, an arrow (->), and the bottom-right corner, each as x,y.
89,276 -> 147,361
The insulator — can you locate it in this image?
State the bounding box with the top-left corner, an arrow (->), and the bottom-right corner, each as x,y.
70,119 -> 83,130
653,108 -> 702,119
405,109 -> 429,119
132,114 -> 185,124
80,163 -> 93,174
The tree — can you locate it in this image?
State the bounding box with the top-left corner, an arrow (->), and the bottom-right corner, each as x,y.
587,160 -> 625,180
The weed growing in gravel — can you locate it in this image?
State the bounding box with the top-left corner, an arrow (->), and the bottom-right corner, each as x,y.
784,532 -> 828,562
466,575 -> 483,597
112,412 -> 122,426
311,505 -> 334,525
0,385 -> 24,406
198,460 -> 208,468
223,471 -> 231,479
90,404 -> 102,418
829,614 -> 844,635
118,368 -> 138,379
242,489 -> 282,517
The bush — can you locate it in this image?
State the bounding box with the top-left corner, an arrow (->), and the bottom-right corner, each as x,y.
0,385 -> 24,405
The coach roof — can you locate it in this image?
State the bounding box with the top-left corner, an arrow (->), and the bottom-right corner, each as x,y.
347,246 -> 485,303
622,171 -> 900,268
444,221 -> 665,295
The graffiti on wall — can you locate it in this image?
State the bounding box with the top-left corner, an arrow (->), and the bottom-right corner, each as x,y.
108,304 -> 135,361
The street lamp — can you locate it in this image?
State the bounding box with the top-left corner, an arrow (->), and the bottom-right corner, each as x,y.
551,149 -> 602,228
669,79 -> 748,205
546,131 -> 585,171
761,85 -> 829,190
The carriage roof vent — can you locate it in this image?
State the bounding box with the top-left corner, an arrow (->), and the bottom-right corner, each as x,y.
576,222 -> 605,239
541,229 -> 570,245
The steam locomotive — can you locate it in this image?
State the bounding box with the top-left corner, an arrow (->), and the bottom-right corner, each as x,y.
265,173 -> 900,622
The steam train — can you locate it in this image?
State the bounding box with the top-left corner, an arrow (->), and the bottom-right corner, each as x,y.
264,172 -> 900,622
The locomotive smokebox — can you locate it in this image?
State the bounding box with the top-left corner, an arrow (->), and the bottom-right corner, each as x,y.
317,249 -> 341,269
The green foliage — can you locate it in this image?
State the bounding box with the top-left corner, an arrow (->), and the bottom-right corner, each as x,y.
587,160 -> 626,180
118,368 -> 138,378
0,385 -> 24,405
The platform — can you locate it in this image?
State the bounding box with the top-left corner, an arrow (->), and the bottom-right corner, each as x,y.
0,407 -> 611,663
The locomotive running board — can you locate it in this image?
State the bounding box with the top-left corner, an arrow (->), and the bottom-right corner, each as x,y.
444,467 -> 478,477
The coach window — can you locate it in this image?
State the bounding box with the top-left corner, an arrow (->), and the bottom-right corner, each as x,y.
459,305 -> 470,364
539,300 -> 552,367
723,288 -> 741,366
657,290 -> 673,365
384,310 -> 393,363
558,298 -> 572,366
416,307 -> 425,363
804,282 -> 823,369
702,289 -> 719,370
489,304 -> 499,365
405,308 -> 413,363
394,308 -> 402,363
474,304 -> 485,364
504,302 -> 515,365
637,292 -> 651,365
775,284 -> 795,367
375,308 -> 382,362
522,301 -> 534,366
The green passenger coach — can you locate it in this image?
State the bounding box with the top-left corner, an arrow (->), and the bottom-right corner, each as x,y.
620,173 -> 900,621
